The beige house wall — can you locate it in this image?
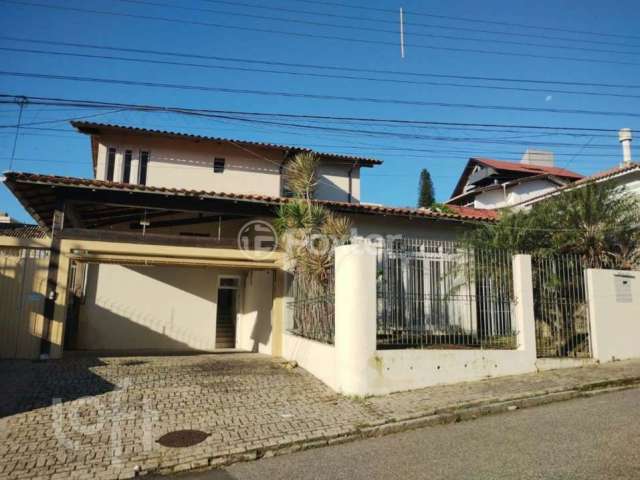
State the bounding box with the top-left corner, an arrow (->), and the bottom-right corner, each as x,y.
94,133 -> 361,202
349,213 -> 468,241
77,264 -> 275,353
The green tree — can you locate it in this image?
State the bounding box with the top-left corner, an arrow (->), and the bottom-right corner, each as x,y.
417,168 -> 436,208
465,182 -> 640,269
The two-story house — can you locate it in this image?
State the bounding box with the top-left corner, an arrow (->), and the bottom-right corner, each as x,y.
446,150 -> 583,209
2,121 -> 496,360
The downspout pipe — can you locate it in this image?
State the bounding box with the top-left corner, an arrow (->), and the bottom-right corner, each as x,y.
348,162 -> 358,203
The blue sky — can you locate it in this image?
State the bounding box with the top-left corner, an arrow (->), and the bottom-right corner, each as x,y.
1,0 -> 640,222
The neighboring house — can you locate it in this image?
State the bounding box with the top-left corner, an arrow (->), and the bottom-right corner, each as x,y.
515,161 -> 640,209
447,150 -> 583,209
1,122 -> 496,360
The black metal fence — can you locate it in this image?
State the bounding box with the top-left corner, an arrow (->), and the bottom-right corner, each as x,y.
532,254 -> 591,358
287,265 -> 335,344
376,239 -> 517,349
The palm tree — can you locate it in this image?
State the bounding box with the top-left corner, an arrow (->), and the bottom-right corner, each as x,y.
466,182 -> 640,269
274,152 -> 351,341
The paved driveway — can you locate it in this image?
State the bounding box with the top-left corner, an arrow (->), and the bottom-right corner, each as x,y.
0,353 -> 376,480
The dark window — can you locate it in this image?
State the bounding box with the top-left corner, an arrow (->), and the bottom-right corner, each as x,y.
122,150 -> 132,184
106,147 -> 116,181
139,151 -> 149,185
282,184 -> 295,198
213,157 -> 225,173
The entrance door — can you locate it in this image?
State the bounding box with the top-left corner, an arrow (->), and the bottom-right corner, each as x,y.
216,277 -> 239,348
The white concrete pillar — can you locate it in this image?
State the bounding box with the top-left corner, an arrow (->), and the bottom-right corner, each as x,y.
512,254 -> 537,360
585,269 -> 602,361
95,143 -> 107,181
334,242 -> 377,396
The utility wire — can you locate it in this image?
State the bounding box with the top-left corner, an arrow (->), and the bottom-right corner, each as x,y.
0,94 -> 634,133
4,35 -> 640,90
290,0 -> 640,42
5,0 -> 640,67
195,0 -> 640,50
8,96 -> 26,170
108,0 -> 640,58
4,46 -> 640,101
5,71 -> 640,121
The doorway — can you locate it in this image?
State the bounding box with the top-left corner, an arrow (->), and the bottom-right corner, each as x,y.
216,276 -> 240,348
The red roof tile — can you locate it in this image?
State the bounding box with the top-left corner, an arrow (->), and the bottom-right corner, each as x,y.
71,121 -> 383,167
3,172 -> 498,223
473,158 -> 583,180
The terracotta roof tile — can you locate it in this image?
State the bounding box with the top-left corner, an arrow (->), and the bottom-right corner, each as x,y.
3,172 -> 498,223
473,157 -> 583,179
71,121 -> 383,166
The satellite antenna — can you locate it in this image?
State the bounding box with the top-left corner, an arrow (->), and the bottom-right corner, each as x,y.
399,7 -> 405,59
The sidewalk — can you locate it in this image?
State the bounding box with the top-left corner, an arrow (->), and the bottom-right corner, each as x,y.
2,355 -> 640,480
365,359 -> 640,428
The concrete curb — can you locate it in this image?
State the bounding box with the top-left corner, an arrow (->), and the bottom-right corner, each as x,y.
149,375 -> 640,478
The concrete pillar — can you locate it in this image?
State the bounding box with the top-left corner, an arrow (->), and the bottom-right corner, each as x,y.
334,242 -> 377,396
270,269 -> 286,357
512,254 -> 537,360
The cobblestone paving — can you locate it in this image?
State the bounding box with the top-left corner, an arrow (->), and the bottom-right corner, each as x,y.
1,354 -> 640,480
0,354 -> 378,480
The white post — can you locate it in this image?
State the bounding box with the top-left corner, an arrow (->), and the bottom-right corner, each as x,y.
334,242 -> 377,396
512,254 -> 537,360
619,128 -> 633,165
585,269 -> 601,361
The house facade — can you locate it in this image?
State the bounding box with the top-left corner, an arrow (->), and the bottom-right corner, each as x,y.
515,161 -> 640,209
1,122 -> 496,360
73,121 -> 371,203
446,151 -> 583,209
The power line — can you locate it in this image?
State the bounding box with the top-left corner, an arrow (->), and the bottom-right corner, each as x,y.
5,0 -> 640,67
290,0 -> 640,42
4,35 -> 640,91
5,45 -> 640,101
0,93 -> 633,134
195,0 -> 640,50
5,71 -> 640,121
108,0 -> 640,58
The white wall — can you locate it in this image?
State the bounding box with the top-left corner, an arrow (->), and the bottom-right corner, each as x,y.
93,133 -> 360,202
282,333 -> 338,390
587,268 -> 640,362
78,264 -> 221,351
372,348 -> 536,394
330,245 -> 537,396
237,270 -> 274,354
474,180 -> 559,209
316,163 -> 360,203
78,264 -> 274,353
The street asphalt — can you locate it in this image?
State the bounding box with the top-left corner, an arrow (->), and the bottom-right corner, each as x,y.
159,387 -> 640,480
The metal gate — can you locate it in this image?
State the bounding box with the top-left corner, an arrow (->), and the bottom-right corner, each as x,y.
376,239 -> 517,349
532,254 -> 591,358
0,247 -> 50,359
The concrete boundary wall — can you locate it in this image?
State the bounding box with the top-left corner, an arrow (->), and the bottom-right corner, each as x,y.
329,245 -> 538,396
282,332 -> 337,390
587,268 -> 640,363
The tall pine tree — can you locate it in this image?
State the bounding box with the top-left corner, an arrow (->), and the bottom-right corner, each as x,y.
417,168 -> 435,208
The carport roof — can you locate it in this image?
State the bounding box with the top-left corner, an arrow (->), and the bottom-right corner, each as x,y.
2,172 -> 498,230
